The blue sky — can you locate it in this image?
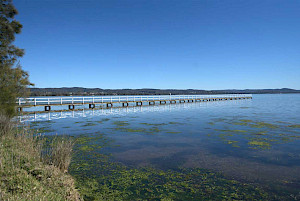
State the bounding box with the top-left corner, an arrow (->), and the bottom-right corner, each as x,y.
14,0 -> 300,89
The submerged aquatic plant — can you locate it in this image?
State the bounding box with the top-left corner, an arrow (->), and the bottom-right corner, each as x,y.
113,121 -> 130,127
166,131 -> 182,134
287,124 -> 300,128
248,140 -> 271,150
240,107 -> 250,109
140,122 -> 167,126
81,122 -> 97,127
69,134 -> 280,200
207,117 -> 300,150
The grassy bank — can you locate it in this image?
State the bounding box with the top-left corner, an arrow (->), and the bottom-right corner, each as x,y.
0,115 -> 80,200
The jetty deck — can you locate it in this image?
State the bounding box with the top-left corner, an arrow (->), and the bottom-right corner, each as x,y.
17,94 -> 252,113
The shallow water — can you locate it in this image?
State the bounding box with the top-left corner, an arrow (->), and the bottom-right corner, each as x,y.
23,94 -> 300,199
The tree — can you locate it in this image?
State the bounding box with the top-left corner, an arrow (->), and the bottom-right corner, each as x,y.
0,0 -> 33,117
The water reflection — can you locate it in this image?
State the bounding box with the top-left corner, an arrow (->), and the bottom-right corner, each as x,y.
19,99 -> 251,122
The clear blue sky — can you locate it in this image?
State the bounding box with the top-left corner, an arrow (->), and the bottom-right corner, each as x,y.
14,0 -> 300,90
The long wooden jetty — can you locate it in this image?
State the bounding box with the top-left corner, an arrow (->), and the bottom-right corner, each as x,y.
17,94 -> 252,112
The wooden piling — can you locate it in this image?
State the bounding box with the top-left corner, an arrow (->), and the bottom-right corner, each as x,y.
122,102 -> 129,107
45,105 -> 51,111
69,105 -> 75,110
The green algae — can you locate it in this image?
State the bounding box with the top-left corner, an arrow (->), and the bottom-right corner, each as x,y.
209,121 -> 293,149
76,136 -> 97,145
212,118 -> 227,122
140,123 -> 167,126
110,120 -> 166,135
228,119 -> 280,129
72,167 -> 274,200
148,127 -> 161,133
206,116 -> 298,150
226,140 -> 240,147
38,120 -> 52,124
30,121 -> 43,126
30,121 -> 53,129
235,119 -> 280,129
112,121 -> 130,127
73,134 -> 114,154
62,126 -> 71,129
30,121 -> 39,125
276,121 -> 290,124
36,127 -> 55,133
279,137 -> 293,142
234,129 -> 247,133
115,128 -> 147,133
69,134 -> 280,201
218,133 -> 233,138
80,122 -> 97,127
113,126 -> 162,135
140,122 -> 185,126
254,131 -> 268,136
168,121 -> 183,125
240,119 -> 253,123
214,129 -> 247,133
287,124 -> 300,128
233,122 -> 248,126
94,118 -> 110,124
166,131 -> 182,134
250,122 -> 279,129
79,145 -> 95,152
248,140 -> 271,149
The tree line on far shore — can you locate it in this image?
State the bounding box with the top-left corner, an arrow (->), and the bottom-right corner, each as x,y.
29,87 -> 300,96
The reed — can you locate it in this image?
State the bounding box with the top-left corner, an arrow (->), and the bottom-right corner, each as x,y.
42,135 -> 75,173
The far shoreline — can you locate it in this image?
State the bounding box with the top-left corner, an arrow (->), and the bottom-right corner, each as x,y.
29,87 -> 300,97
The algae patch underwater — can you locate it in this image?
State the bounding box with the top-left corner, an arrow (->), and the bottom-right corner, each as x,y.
208,118 -> 300,150
69,134 -> 279,200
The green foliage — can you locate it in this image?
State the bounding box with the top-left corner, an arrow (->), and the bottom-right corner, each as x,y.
0,0 -> 33,117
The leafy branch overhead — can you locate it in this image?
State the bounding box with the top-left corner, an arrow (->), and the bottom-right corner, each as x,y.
0,0 -> 34,117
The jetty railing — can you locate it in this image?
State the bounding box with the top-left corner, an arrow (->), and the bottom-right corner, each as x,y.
17,94 -> 252,107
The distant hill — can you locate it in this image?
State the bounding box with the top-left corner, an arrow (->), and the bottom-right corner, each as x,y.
29,87 -> 300,96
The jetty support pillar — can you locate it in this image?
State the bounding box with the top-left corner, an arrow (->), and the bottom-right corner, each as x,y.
17,107 -> 23,113
45,105 -> 51,111
160,101 -> 166,105
149,101 -> 155,105
69,105 -> 75,110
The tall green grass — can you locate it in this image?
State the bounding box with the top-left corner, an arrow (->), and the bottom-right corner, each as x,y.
0,114 -> 80,200
42,135 -> 75,173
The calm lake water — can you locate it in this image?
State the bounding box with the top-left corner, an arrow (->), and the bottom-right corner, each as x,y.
24,94 -> 300,200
